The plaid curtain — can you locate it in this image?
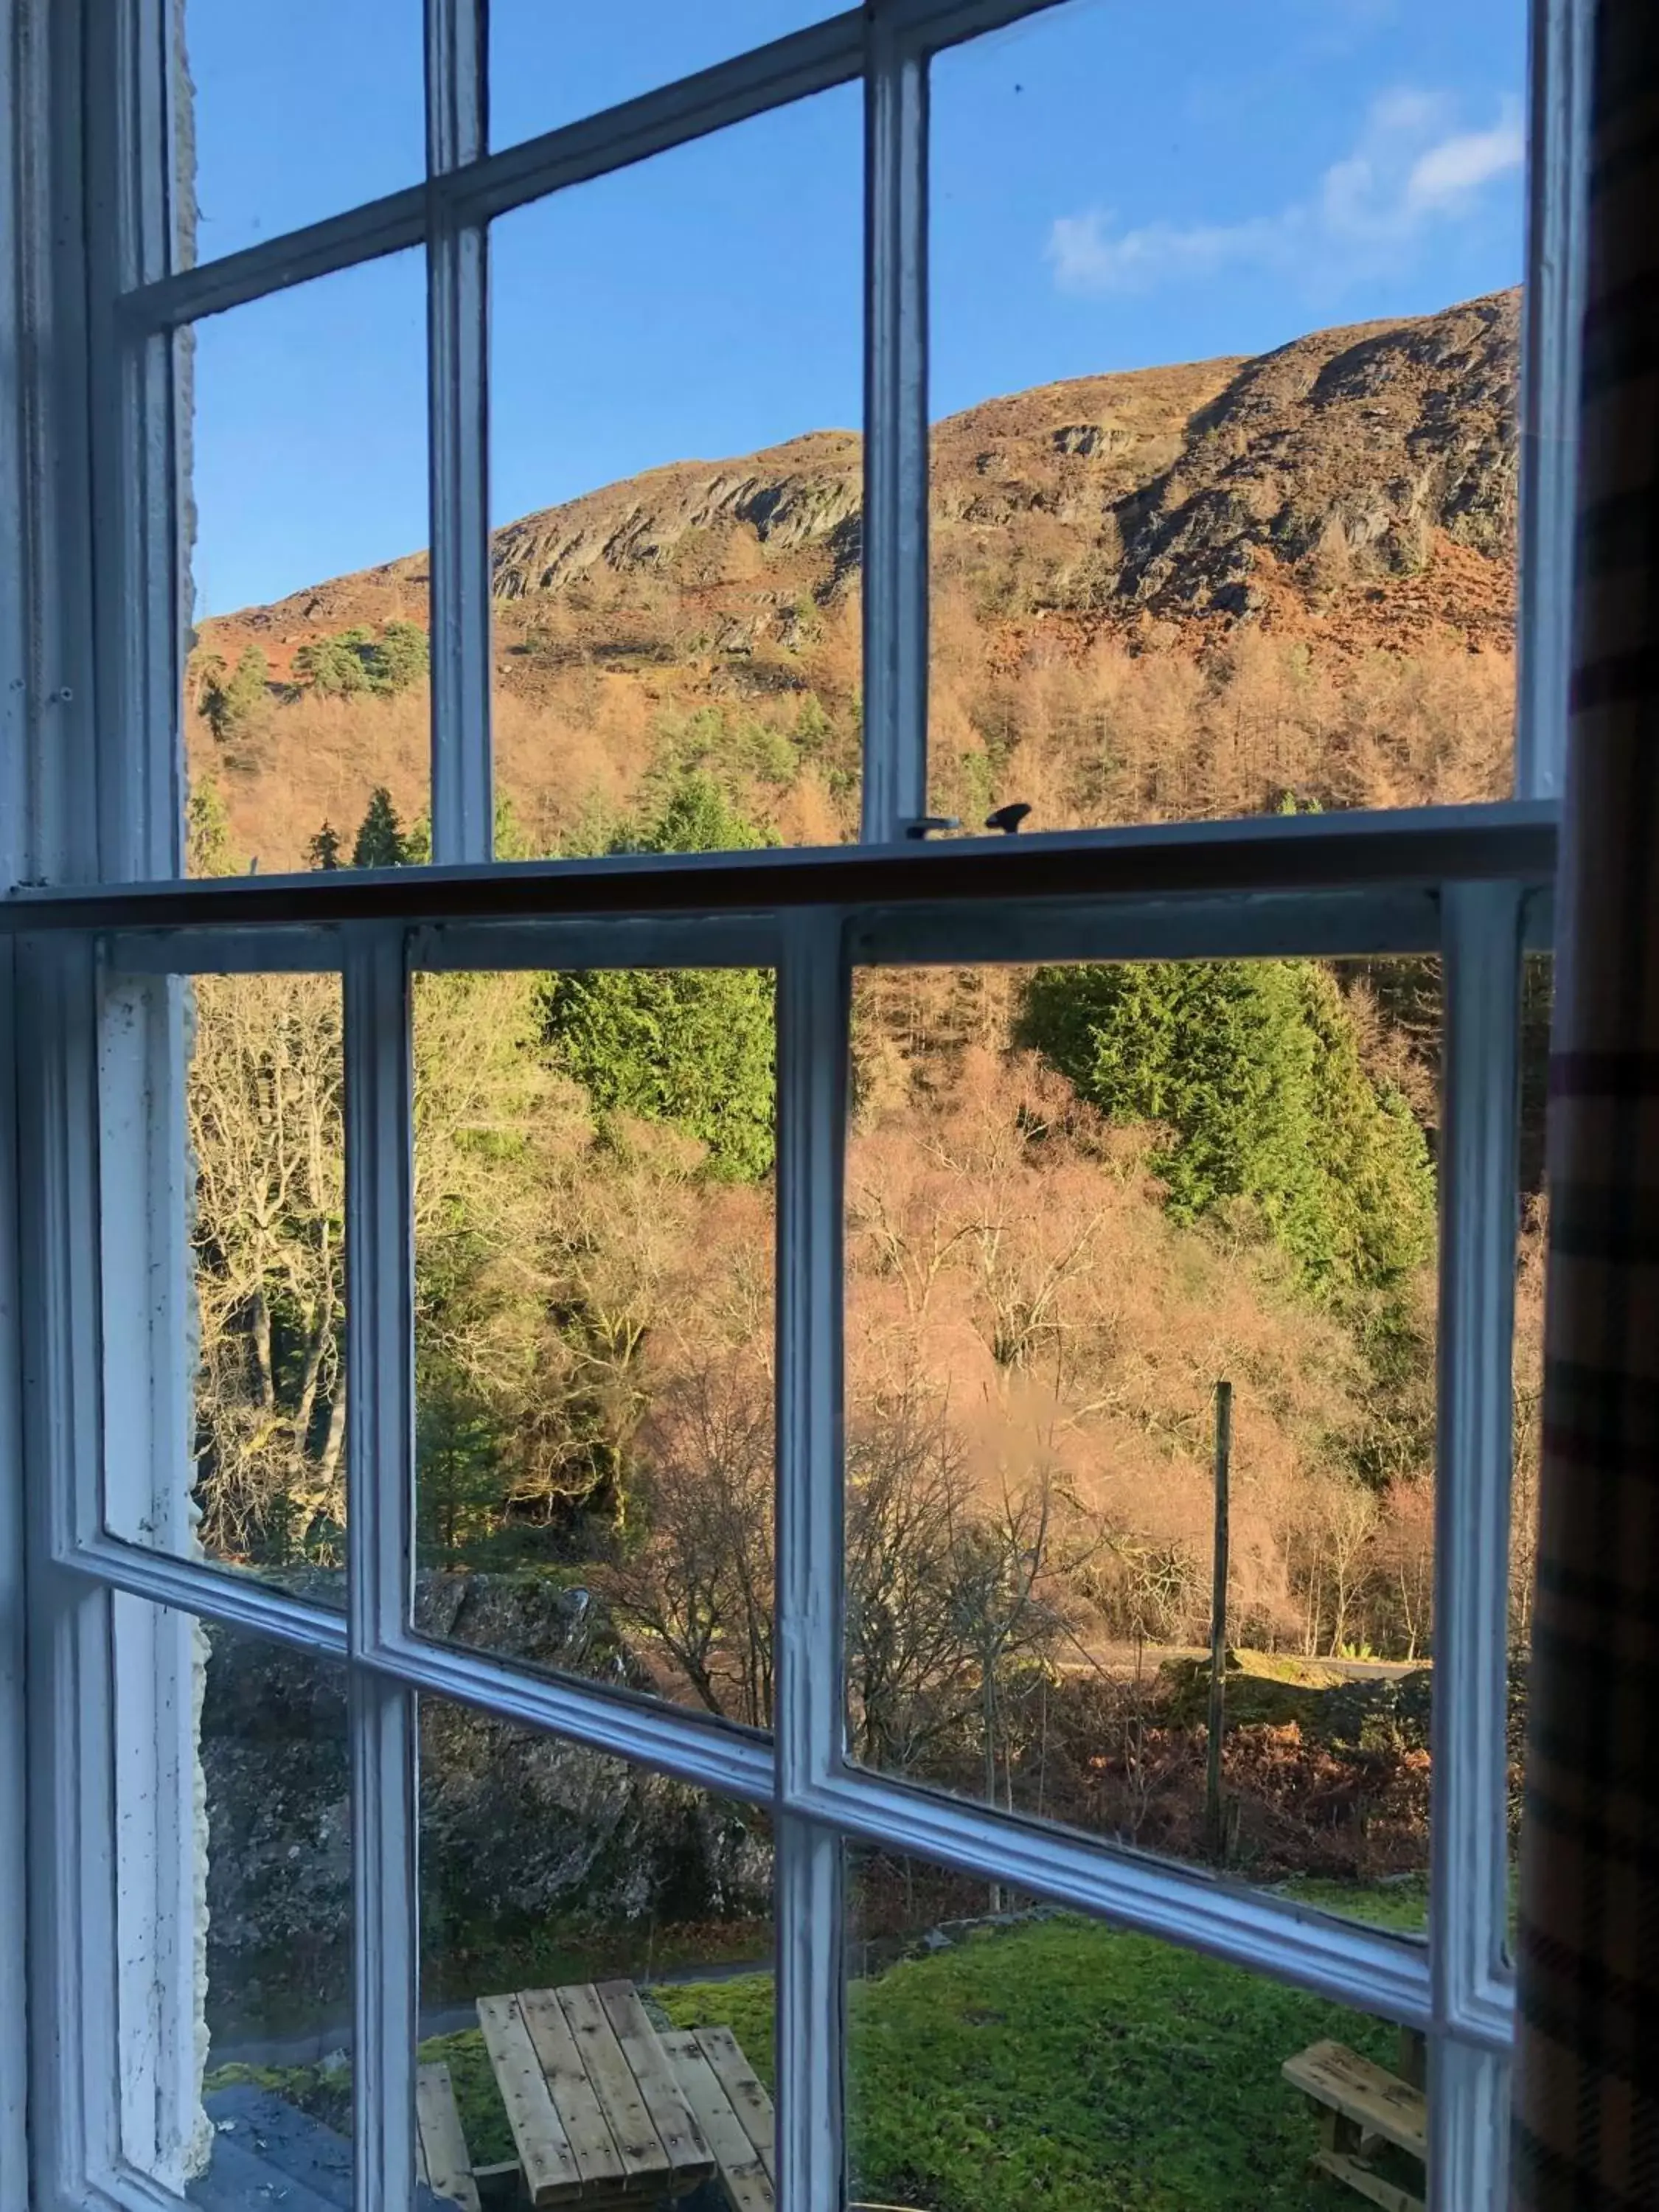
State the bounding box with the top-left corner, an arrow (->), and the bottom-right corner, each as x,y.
1512,2 -> 1659,2205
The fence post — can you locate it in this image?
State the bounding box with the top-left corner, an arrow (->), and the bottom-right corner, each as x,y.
1206,1379 -> 1234,1862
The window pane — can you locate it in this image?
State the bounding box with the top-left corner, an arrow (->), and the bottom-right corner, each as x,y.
490,1 -> 841,151
119,1603 -> 353,2197
179,0 -> 424,265
928,0 -> 1526,835
844,1843 -> 1424,2212
103,970 -> 348,1604
1509,949 -> 1551,1930
489,94 -> 861,858
417,1705 -> 773,2202
186,251 -> 430,880
410,965 -> 776,1726
845,956 -> 1441,1927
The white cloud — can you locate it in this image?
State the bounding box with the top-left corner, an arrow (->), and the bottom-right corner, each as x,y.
1046,89 -> 1523,298
1405,116 -> 1526,212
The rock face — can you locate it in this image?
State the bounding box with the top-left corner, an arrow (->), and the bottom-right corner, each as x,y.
489,431 -> 865,603
199,1576 -> 769,2034
208,290 -> 1519,670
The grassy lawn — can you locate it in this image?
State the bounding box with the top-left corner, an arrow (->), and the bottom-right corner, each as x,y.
1279,1874 -> 1430,1935
213,1899 -> 1426,2209
659,1918 -> 1410,2212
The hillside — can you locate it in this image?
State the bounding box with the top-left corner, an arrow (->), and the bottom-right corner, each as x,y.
192,288 -> 1519,867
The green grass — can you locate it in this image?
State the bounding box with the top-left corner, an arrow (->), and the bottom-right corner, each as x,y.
661,1920 -> 1405,2212
211,1906 -> 1424,2210
1280,1873 -> 1430,1934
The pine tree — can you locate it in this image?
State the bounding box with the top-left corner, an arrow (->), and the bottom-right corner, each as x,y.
623,771 -> 772,858
187,778 -> 242,877
307,820 -> 343,871
416,1379 -> 506,1568
1019,956 -> 1435,1301
544,774 -> 776,1180
189,648 -> 226,717
545,961 -> 776,1182
370,620 -> 430,695
203,644 -> 270,745
293,633 -> 370,696
352,786 -> 408,869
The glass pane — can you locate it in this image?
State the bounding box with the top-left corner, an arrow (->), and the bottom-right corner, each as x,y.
844,1843 -> 1425,2212
490,1 -> 841,151
186,251 -> 429,879
103,970 -> 348,1603
417,1704 -> 773,2203
489,94 -> 861,858
846,956 -> 1441,1926
119,1603 -> 352,2197
1509,949 -> 1551,1926
928,0 -> 1526,834
179,0 -> 424,264
410,965 -> 776,1725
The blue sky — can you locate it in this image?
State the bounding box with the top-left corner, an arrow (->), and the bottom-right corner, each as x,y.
188,0 -> 1526,616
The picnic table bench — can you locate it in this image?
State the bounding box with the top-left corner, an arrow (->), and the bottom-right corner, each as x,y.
417,1980 -> 774,2211
1282,2035 -> 1427,2212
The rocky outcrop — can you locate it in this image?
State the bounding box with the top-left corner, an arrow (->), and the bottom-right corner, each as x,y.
1110,292 -> 1518,621
206,290 -> 1520,671
487,431 -> 864,602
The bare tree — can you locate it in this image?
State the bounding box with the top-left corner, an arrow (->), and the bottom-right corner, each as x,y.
189,972 -> 347,1563
599,1357 -> 776,1727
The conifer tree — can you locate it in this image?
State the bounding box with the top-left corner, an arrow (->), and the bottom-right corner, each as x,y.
544,774 -> 776,1179
1019,956 -> 1435,1301
352,786 -> 408,869
203,644 -> 271,745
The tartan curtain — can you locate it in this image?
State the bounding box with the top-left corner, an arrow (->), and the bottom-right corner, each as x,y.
1512,1 -> 1659,2204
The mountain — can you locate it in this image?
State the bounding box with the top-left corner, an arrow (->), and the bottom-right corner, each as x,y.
192,289 -> 1520,868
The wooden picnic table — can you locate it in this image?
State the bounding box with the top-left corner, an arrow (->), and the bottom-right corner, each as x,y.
429,1979 -> 773,2211
1282,2033 -> 1427,2212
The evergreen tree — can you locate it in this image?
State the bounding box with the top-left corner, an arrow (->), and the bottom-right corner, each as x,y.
544,774 -> 776,1180
622,771 -> 773,858
352,786 -> 408,869
293,633 -> 371,696
292,622 -> 428,699
307,820 -> 343,871
187,778 -> 242,877
203,644 -> 270,745
545,961 -> 776,1183
371,620 -> 430,695
1019,957 -> 1435,1301
416,1378 -> 506,1567
189,648 -> 227,717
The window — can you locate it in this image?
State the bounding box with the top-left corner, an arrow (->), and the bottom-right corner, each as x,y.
0,2 -> 1589,2209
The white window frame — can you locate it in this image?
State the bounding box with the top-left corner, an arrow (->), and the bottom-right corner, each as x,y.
0,2 -> 1589,2208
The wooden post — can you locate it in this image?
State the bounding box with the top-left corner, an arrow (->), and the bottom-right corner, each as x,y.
1206,1380 -> 1233,1862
